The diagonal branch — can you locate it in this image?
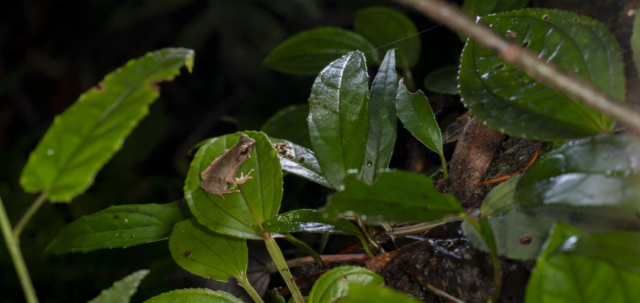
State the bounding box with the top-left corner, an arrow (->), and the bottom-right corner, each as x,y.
396,0 -> 640,134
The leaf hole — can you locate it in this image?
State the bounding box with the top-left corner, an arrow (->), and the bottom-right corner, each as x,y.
542,15 -> 549,21
519,234 -> 533,245
522,41 -> 531,48
573,18 -> 579,23
184,250 -> 192,257
493,64 -> 505,71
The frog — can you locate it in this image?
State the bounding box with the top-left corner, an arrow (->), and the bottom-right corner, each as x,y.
199,134 -> 255,199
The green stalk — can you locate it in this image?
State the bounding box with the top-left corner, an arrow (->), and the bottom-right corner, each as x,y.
13,191 -> 48,239
283,233 -> 326,268
236,276 -> 265,303
0,195 -> 39,303
264,233 -> 305,303
439,153 -> 449,179
462,214 -> 502,303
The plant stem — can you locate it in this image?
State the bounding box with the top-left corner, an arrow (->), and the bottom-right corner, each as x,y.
263,233 -> 305,303
462,214 -> 502,303
13,191 -> 48,240
439,153 -> 449,179
236,276 -> 265,303
283,233 -> 326,268
265,254 -> 371,273
0,195 -> 39,303
355,215 -> 382,252
397,0 -> 640,134
387,217 -> 462,236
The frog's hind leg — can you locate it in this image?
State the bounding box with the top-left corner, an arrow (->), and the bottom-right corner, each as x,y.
217,188 -> 241,200
229,169 -> 254,185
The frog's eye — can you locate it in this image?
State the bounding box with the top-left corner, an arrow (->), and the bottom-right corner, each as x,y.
239,144 -> 251,154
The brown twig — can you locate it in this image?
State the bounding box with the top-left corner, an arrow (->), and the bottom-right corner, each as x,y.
396,0 -> 640,134
478,144 -> 540,186
266,254 -> 370,273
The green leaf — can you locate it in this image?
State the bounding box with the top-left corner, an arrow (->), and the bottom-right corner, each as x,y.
308,266 -> 384,303
341,284 -> 420,303
323,171 -> 462,224
45,200 -> 191,255
459,9 -> 625,140
89,269 -> 149,303
308,51 -> 370,190
263,27 -> 378,75
185,131 -> 283,240
526,224 -> 640,303
462,0 -> 529,17
263,209 -> 363,237
395,79 -> 443,156
354,7 -> 420,68
480,176 -> 520,217
363,49 -> 398,183
169,219 -> 247,282
269,138 -> 333,189
20,48 -> 194,202
633,10 -> 640,75
261,104 -> 311,149
423,66 -> 459,95
144,289 -> 243,303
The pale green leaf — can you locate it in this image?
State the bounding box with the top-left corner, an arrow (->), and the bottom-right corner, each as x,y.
89,269 -> 149,303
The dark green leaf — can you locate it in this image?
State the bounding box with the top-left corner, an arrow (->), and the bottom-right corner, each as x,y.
261,104 -> 311,149
185,131 -> 282,240
269,138 -> 333,189
633,10 -> 640,75
89,269 -> 149,303
341,284 -> 420,303
526,224 -> 640,303
363,49 -> 398,183
354,7 -> 420,68
396,79 -> 443,156
263,209 -> 362,237
45,200 -> 191,255
423,66 -> 459,95
324,171 -> 462,224
144,289 -> 243,303
308,51 -> 370,190
20,48 -> 194,202
308,266 -> 384,303
263,28 -> 378,75
459,9 -> 625,140
169,219 -> 247,282
462,0 -> 529,17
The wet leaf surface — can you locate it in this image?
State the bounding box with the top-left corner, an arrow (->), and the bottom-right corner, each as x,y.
144,289 -> 242,303
308,265 -> 384,303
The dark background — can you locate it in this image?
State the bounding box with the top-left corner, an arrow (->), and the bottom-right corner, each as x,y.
0,0 -> 463,302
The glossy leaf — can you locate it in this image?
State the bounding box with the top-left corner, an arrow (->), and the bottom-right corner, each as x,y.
354,7 -> 420,68
169,219 -> 247,282
459,9 -> 625,140
89,269 -> 149,303
263,27 -> 378,75
363,49 -> 398,183
308,51 -> 370,190
462,0 -> 529,17
261,104 -> 311,149
20,48 -> 194,202
526,224 -> 640,303
144,289 -> 243,303
308,266 -> 384,303
45,200 -> 191,255
263,209 -> 363,237
269,138 -> 333,189
185,131 -> 282,240
423,65 -> 459,95
396,79 -> 443,156
341,284 -> 420,303
324,171 -> 462,224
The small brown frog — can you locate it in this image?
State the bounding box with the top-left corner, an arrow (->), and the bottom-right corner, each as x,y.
199,134 -> 255,199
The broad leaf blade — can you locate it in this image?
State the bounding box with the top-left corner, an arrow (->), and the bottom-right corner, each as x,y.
363,49 -> 398,183
144,289 -> 243,303
396,79 -> 444,156
45,200 -> 191,255
308,266 -> 384,303
261,104 -> 311,149
269,138 -> 333,189
323,171 -> 462,224
308,51 -> 370,190
185,131 -> 282,239
341,284 -> 420,303
423,66 -> 459,95
526,224 -> 640,303
462,0 -> 529,16
263,209 -> 363,238
20,48 -> 194,202
633,10 -> 640,75
354,7 -> 420,68
480,176 -> 520,217
169,219 -> 247,282
263,27 -> 378,75
89,269 -> 149,303
459,9 -> 625,140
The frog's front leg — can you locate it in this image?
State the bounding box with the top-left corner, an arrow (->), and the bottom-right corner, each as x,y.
227,169 -> 254,185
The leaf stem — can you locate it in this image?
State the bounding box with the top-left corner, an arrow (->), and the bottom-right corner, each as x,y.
439,153 -> 449,179
236,276 -> 265,303
13,191 -> 48,240
396,0 -> 640,134
355,215 -> 382,252
283,233 -> 326,268
264,254 -> 370,273
461,214 -> 502,303
0,195 -> 39,303
387,216 -> 462,236
263,233 -> 305,303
